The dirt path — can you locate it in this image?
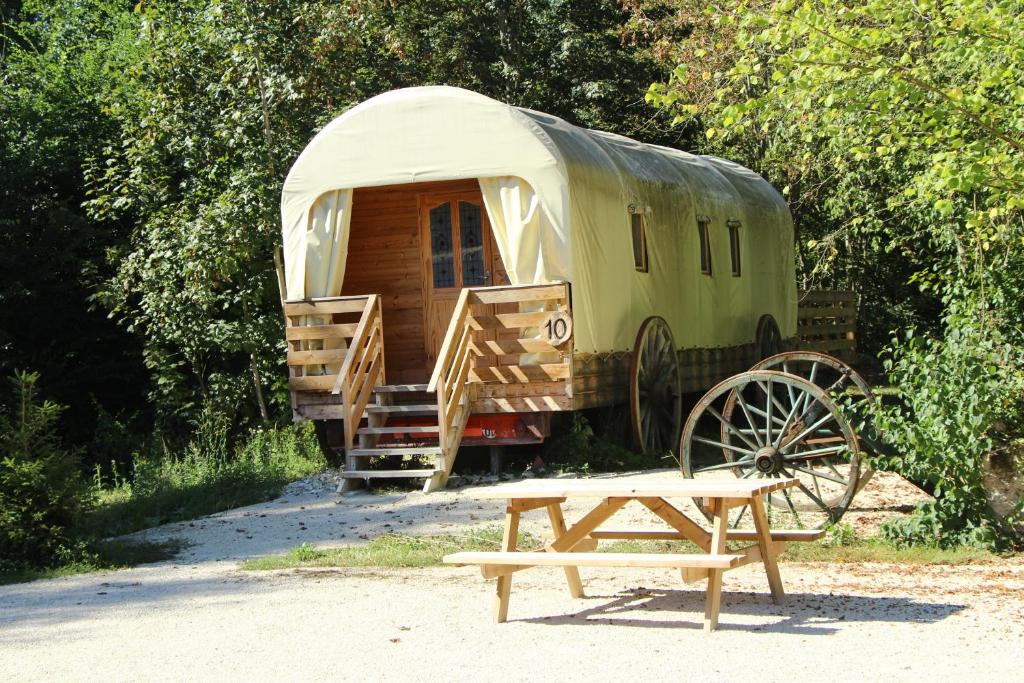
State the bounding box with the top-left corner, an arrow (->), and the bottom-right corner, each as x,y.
2,470 -> 1021,681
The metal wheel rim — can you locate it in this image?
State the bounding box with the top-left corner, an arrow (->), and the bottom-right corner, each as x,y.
680,370 -> 861,526
630,316 -> 683,454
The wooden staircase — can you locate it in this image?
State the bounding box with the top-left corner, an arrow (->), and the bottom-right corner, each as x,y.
286,283 -> 573,494
339,383 -> 452,493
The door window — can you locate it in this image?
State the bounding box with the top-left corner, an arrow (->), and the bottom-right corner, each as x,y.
425,196 -> 490,289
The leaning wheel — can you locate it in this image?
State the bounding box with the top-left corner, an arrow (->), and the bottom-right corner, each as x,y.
748,350 -> 873,399
680,370 -> 861,527
630,316 -> 683,454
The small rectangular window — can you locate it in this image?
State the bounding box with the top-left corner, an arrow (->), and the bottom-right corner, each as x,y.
698,218 -> 712,275
728,221 -> 741,277
631,213 -> 648,272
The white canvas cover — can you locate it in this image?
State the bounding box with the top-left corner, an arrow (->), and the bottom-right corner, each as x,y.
281,86 -> 795,353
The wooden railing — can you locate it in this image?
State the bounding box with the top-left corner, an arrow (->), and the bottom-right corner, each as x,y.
283,294 -> 384,448
428,282 -> 573,482
332,294 -> 385,451
797,290 -> 857,360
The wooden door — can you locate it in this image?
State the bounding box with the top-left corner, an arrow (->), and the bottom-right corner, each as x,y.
419,191 -> 508,367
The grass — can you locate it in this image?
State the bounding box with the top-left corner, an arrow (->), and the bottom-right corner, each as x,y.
86,423 -> 326,538
0,538 -> 183,586
242,528 -> 1006,572
242,528 -> 541,571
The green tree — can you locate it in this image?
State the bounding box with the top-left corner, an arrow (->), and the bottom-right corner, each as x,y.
0,371 -> 90,569
86,0 -> 691,440
648,0 -> 1024,545
0,0 -> 150,459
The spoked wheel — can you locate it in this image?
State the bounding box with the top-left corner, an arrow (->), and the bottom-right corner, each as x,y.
680,370 -> 861,528
630,316 -> 683,454
749,350 -> 873,400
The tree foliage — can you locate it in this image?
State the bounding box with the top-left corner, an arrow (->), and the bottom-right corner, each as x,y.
84,0 -> 689,438
649,0 -> 1024,546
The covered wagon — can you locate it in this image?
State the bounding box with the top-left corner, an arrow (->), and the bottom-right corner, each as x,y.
279,86 -> 796,492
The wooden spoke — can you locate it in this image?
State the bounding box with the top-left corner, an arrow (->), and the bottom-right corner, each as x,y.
682,369 -> 862,527
630,317 -> 682,454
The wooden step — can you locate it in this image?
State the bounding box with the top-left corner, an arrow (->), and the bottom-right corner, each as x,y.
341,469 -> 439,479
357,425 -> 440,435
372,384 -> 429,393
366,404 -> 438,415
347,447 -> 444,457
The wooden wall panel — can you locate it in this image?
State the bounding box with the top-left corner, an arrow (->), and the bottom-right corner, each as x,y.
341,180 -> 480,384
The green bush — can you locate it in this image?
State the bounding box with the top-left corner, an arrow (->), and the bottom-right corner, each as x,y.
0,371 -> 92,570
865,302 -> 1024,549
544,411 -> 665,473
88,412 -> 325,537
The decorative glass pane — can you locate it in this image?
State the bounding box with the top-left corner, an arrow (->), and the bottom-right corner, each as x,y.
430,203 -> 455,288
460,201 -> 487,286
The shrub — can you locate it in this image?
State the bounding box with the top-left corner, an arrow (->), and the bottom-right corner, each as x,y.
0,371 -> 92,570
88,412 -> 324,537
865,303 -> 1024,549
544,411 -> 665,473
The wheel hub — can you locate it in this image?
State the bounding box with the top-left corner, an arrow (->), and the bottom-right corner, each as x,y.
754,446 -> 783,474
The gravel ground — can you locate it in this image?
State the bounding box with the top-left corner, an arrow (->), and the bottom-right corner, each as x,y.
2,469 -> 1022,682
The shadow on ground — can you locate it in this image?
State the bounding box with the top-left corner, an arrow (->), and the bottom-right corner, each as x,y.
520,587 -> 965,634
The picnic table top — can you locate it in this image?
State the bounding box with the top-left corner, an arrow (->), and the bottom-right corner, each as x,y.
461,477 -> 798,500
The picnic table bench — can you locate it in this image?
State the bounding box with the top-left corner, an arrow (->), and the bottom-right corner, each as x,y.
443,477 -> 822,631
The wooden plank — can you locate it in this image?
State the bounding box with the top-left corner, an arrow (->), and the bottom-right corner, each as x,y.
471,395 -> 573,413
283,298 -> 369,316
445,551 -> 742,569
470,311 -> 554,331
495,507 -> 520,623
285,324 -> 357,341
546,503 -> 585,598
356,425 -> 439,435
750,494 -> 785,603
637,497 -> 712,551
798,290 -> 855,303
469,339 -> 561,356
703,498 -> 729,632
347,447 -> 443,457
288,375 -> 337,392
799,322 -> 856,336
294,404 -> 347,420
800,338 -> 856,352
468,363 -> 570,384
587,529 -> 825,542
475,381 -> 570,399
798,305 -> 855,320
287,349 -> 348,366
469,284 -> 568,305
727,529 -> 824,542
340,469 -> 437,479
462,478 -> 799,500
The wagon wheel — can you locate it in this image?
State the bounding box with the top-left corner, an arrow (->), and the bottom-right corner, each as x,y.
739,350 -> 877,491
630,316 -> 683,454
748,350 -> 873,400
680,370 -> 861,527
755,314 -> 783,360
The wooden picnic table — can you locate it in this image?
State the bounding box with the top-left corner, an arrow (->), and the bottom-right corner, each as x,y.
443,477 -> 822,632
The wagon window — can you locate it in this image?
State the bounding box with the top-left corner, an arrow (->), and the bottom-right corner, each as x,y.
631,213 -> 648,273
698,218 -> 712,275
429,202 -> 455,288
728,221 -> 741,277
